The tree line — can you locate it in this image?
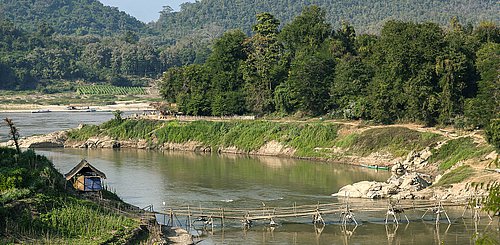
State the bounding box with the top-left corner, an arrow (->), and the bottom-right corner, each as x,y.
159,6 -> 499,130
0,19 -> 212,91
153,0 -> 499,40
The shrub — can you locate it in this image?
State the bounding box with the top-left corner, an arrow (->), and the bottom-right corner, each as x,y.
486,119 -> 500,152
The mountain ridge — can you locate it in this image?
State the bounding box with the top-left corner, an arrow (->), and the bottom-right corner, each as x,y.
153,0 -> 500,39
0,0 -> 148,36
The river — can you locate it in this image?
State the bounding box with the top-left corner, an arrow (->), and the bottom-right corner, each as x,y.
1,112 -> 498,244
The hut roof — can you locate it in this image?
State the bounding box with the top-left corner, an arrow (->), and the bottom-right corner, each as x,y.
65,159 -> 107,180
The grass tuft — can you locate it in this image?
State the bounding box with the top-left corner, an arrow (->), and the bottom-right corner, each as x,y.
430,137 -> 493,171
435,165 -> 475,186
334,127 -> 442,157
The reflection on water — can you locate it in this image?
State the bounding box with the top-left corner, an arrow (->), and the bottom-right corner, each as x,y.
187,219 -> 498,245
37,148 -> 499,245
39,148 -> 390,208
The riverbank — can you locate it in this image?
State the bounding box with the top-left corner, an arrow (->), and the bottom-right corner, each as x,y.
0,147 -> 168,243
3,119 -> 497,201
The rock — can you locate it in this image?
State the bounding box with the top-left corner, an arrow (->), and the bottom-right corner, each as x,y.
333,181 -> 376,198
434,174 -> 442,184
253,140 -> 296,156
333,170 -> 432,199
17,130 -> 68,148
82,136 -> 119,148
391,163 -> 407,176
163,227 -> 194,245
333,181 -> 396,199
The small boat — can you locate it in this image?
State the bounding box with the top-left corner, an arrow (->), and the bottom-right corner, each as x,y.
84,108 -> 96,112
360,164 -> 390,170
31,109 -> 51,113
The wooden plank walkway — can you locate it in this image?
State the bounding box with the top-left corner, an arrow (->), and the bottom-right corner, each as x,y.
152,199 -> 471,227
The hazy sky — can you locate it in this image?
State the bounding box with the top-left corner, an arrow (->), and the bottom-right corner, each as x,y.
98,0 -> 194,23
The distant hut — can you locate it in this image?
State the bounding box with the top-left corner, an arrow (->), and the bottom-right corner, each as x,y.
65,159 -> 106,192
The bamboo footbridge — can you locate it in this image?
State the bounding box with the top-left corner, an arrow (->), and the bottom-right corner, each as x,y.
147,198 -> 491,228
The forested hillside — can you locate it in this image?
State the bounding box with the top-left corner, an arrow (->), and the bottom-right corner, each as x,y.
159,6 -> 499,132
0,0 -> 147,35
153,0 -> 499,39
0,20 -> 167,91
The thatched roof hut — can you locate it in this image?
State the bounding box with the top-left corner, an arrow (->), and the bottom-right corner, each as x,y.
65,159 -> 106,192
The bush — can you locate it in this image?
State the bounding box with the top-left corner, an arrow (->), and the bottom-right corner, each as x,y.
486,119 -> 500,152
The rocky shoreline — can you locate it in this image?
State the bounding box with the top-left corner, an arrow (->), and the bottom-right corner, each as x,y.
2,127 -> 497,201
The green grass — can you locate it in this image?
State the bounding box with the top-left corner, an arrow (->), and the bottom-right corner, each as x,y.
430,137 -> 494,171
102,119 -> 163,140
67,125 -> 100,141
39,199 -> 137,242
154,120 -> 341,157
435,165 -> 475,186
334,127 -> 442,157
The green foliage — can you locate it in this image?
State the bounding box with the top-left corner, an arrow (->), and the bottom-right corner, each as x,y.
39,200 -> 136,240
285,50 -> 335,115
481,182 -> 500,216
486,119 -> 500,151
0,0 -> 147,36
242,13 -> 286,115
430,137 -> 493,170
159,8 -> 499,129
103,119 -> 162,140
279,6 -> 332,53
0,148 -> 138,243
435,165 -> 475,186
465,43 -> 500,128
155,120 -> 340,156
154,0 -> 498,40
286,123 -> 340,156
112,110 -> 124,122
67,125 -> 100,141
337,127 -> 442,157
76,85 -> 146,95
67,119 -> 163,141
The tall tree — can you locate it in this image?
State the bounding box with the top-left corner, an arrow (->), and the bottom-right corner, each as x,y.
465,42 -> 500,127
331,54 -> 373,119
370,21 -> 444,123
285,50 -> 335,115
279,5 -> 332,55
242,13 -> 286,115
436,51 -> 468,124
206,30 -> 247,116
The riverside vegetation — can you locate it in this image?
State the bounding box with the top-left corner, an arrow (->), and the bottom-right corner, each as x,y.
64,118 -> 497,188
0,146 -> 148,243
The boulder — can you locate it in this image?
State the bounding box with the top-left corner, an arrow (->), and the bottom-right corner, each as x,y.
16,130 -> 68,148
333,170 -> 432,199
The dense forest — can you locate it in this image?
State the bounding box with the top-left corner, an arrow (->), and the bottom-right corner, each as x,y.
0,0 -> 147,35
0,18 -> 212,91
153,0 -> 499,40
1,0 -> 499,92
0,20 -> 159,91
159,6 -> 499,131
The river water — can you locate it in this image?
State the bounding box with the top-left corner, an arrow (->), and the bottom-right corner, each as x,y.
1,112 -> 498,244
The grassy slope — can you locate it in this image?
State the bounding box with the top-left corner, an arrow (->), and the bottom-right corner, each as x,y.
0,148 -> 140,243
